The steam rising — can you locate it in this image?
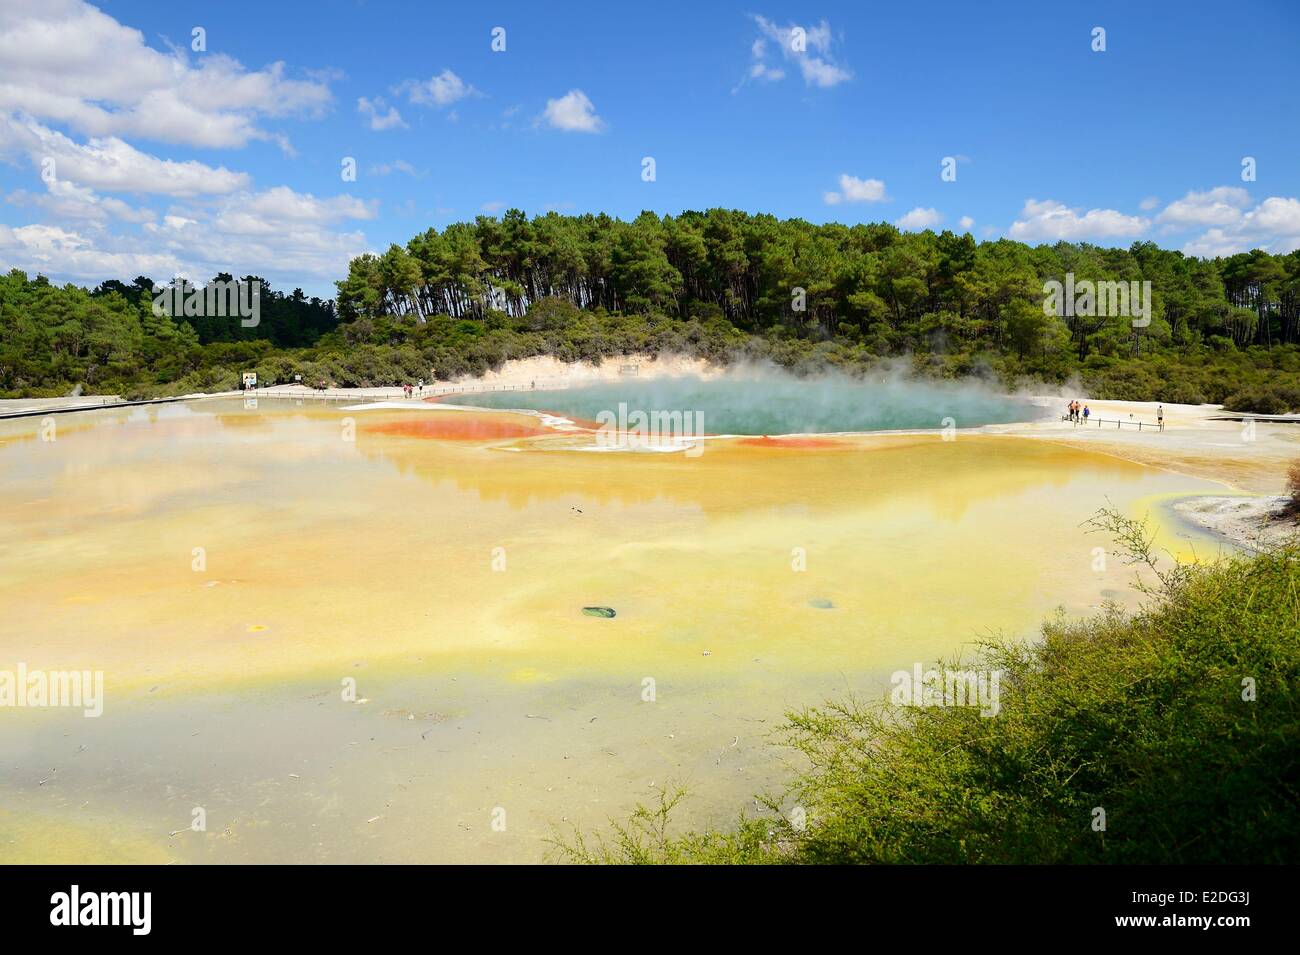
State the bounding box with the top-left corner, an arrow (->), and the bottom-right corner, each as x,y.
458,367 -> 1041,435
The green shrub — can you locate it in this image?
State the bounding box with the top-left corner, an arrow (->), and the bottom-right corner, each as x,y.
1224,384 -> 1300,415
557,512 -> 1300,864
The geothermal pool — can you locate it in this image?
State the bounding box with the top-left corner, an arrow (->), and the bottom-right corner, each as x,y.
0,390 -> 1227,863
456,375 -> 1040,434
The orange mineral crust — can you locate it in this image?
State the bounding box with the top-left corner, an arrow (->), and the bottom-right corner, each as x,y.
363,413 -> 550,440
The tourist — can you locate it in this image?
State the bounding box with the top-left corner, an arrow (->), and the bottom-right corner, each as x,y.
1083,405 -> 1091,422
1157,404 -> 1164,428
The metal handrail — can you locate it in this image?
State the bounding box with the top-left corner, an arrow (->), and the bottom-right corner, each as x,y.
1062,414 -> 1163,432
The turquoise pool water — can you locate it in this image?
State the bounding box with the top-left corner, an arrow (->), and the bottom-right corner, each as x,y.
453,375 -> 1040,434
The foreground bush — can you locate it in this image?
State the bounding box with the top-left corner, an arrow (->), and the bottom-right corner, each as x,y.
557,513 -> 1300,864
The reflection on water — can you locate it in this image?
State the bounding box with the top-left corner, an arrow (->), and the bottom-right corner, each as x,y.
0,398 -> 1226,862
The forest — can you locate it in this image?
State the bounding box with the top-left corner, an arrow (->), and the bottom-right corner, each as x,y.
4,209 -> 1300,412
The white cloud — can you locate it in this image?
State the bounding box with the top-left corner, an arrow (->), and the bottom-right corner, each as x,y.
743,16 -> 852,90
370,159 -> 421,178
357,96 -> 407,131
0,222 -> 179,279
0,0 -> 330,149
1240,196 -> 1300,235
823,174 -> 887,205
396,69 -> 477,108
142,187 -> 373,280
1157,186 -> 1250,228
0,3 -> 374,293
1001,189 -> 1299,257
541,90 -> 605,133
1180,194 -> 1300,257
0,115 -> 249,196
1,184 -> 375,287
495,104 -> 523,130
799,57 -> 853,88
480,200 -> 506,213
750,63 -> 785,81
211,187 -> 376,233
6,178 -> 154,225
746,40 -> 786,81
958,215 -> 975,230
896,207 -> 943,230
144,217 -> 370,282
1008,198 -> 1148,241
1138,196 -> 1160,211
1182,228 -> 1253,259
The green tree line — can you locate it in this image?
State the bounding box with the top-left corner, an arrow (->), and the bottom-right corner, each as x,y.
0,270 -> 336,398
332,209 -> 1300,411
4,209 -> 1300,411
338,209 -> 1300,355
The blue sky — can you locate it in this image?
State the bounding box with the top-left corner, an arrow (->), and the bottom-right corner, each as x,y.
1,0 -> 1298,297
